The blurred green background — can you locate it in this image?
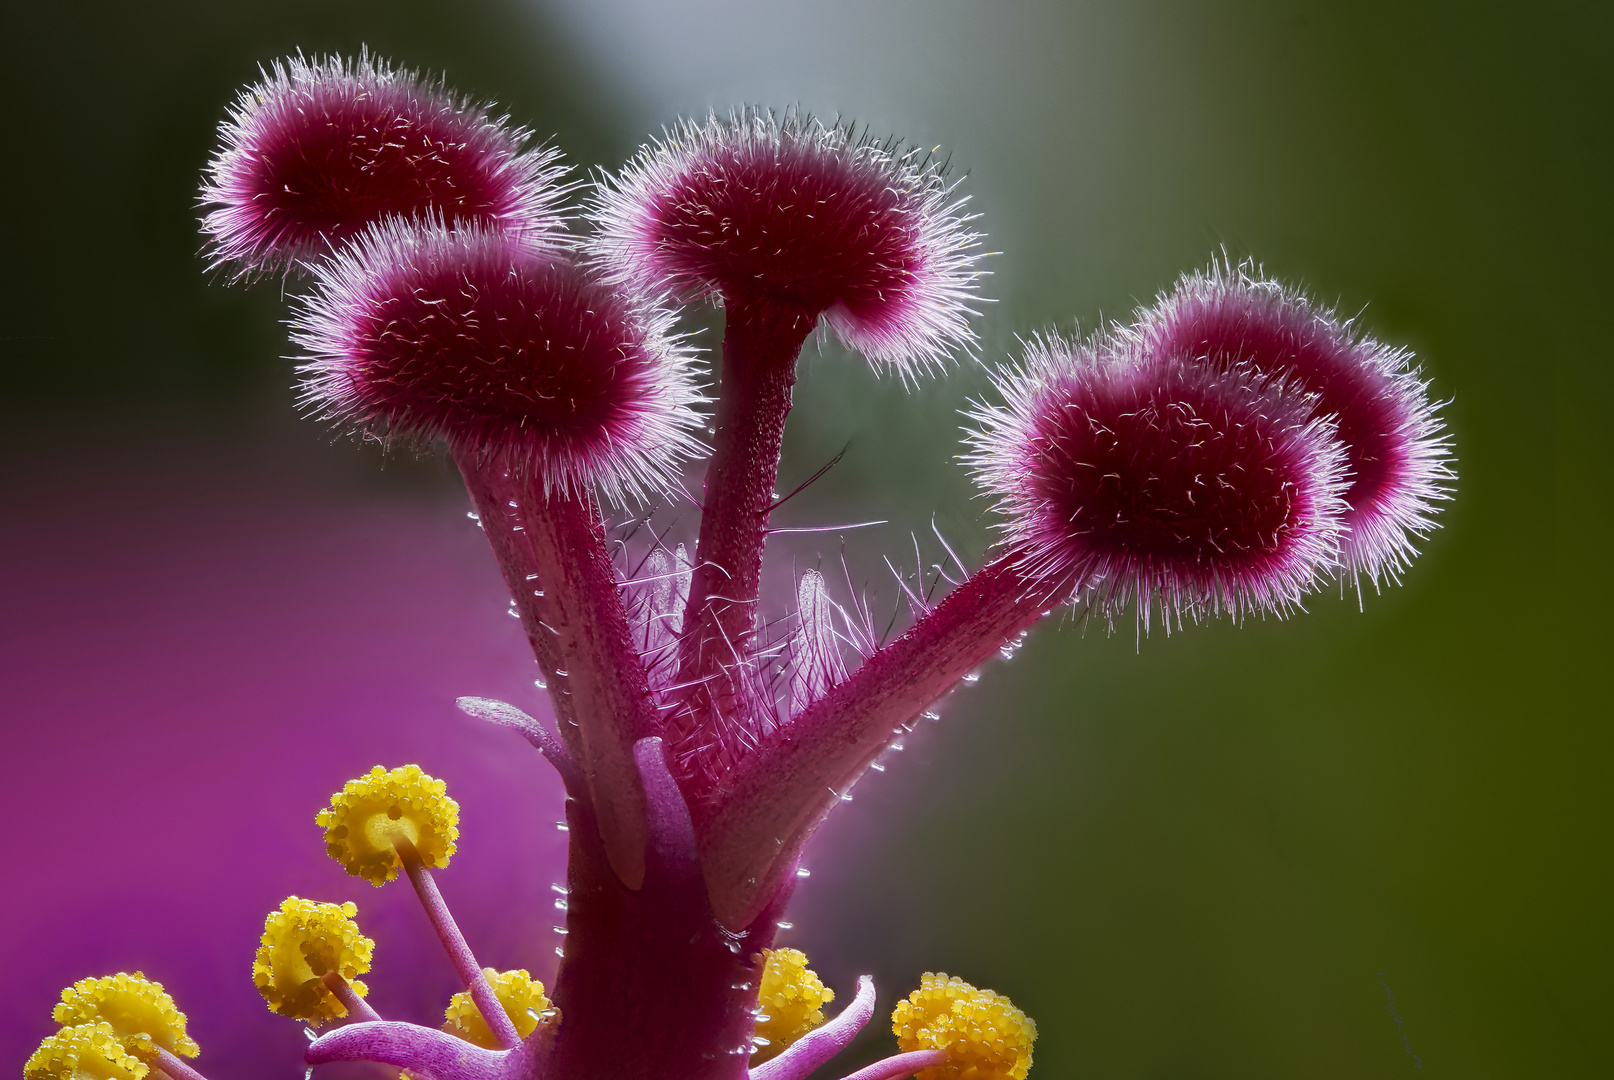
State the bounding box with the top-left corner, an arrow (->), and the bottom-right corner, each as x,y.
2,1 -> 1606,1077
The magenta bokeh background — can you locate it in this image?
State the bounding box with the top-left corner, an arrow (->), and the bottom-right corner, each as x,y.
2,411 -> 569,1079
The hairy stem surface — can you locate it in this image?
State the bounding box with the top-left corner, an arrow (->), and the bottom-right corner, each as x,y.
698,553 -> 1061,927
542,782 -> 787,1080
519,480 -> 660,889
458,459 -> 577,744
675,300 -> 817,711
458,454 -> 658,889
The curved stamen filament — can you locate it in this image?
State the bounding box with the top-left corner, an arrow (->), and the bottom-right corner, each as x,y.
306,1020 -> 514,1080
828,1049 -> 947,1080
396,840 -> 521,1050
318,973 -> 382,1024
750,975 -> 876,1080
149,1047 -> 213,1080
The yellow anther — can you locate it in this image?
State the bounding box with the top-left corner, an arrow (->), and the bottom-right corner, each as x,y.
116,1036 -> 157,1065
443,968 -> 550,1049
317,765 -> 459,885
252,897 -> 374,1024
25,1023 -> 149,1080
892,972 -> 1037,1080
750,947 -> 835,1063
53,973 -> 199,1060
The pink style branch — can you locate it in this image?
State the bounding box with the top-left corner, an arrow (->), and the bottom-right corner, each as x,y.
24,52 -> 1452,1080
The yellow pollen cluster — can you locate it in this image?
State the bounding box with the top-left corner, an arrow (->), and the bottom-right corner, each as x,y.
25,1023 -> 149,1080
253,897 -> 375,1023
317,764 -> 460,884
53,973 -> 200,1059
443,968 -> 551,1049
892,973 -> 1037,1080
750,948 -> 835,1063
